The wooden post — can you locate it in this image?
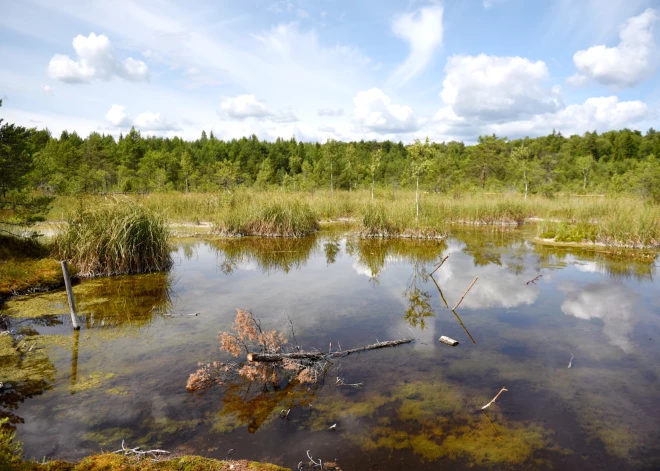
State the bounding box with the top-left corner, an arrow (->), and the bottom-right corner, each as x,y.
61,260 -> 81,330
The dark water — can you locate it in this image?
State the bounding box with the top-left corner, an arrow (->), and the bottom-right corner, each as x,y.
2,229 -> 660,470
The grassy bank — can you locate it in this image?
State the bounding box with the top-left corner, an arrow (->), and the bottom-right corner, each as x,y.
46,191 -> 660,247
0,235 -> 63,300
54,204 -> 172,277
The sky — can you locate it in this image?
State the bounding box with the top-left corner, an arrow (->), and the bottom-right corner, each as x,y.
0,0 -> 659,143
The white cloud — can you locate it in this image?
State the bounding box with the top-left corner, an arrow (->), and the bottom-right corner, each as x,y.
40,85 -> 54,95
573,8 -> 658,87
353,88 -> 418,133
105,104 -> 131,127
297,9 -> 309,19
566,73 -> 589,88
317,108 -> 344,117
48,33 -> 149,83
220,94 -> 271,119
390,6 -> 444,88
560,283 -> 638,352
133,111 -> 179,131
487,96 -> 650,138
440,54 -> 561,122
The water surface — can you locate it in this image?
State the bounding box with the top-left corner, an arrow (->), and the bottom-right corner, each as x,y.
2,229 -> 660,470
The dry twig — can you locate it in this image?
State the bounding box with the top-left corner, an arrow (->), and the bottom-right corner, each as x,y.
481,386 -> 508,410
430,255 -> 449,276
568,353 -> 574,368
453,276 -> 478,311
113,440 -> 170,461
526,275 -> 542,285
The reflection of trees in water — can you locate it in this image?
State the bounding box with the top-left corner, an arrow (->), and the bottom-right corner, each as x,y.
76,272 -> 174,328
0,315 -> 59,429
452,228 -> 657,280
346,238 -> 446,282
403,262 -> 434,330
536,245 -> 657,281
323,238 -> 341,266
211,237 -> 319,274
219,377 -> 316,434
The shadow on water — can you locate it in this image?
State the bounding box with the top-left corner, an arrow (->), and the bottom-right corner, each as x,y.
2,228 -> 660,469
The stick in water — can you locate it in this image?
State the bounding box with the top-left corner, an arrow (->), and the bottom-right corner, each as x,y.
481,386 -> 508,410
526,274 -> 543,285
453,276 -> 478,311
481,409 -> 503,440
430,255 -> 450,276
568,353 -> 574,368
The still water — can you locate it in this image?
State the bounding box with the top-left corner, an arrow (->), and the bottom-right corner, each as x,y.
2,229 -> 660,470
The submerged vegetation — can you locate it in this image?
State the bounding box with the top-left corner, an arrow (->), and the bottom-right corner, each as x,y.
54,203 -> 171,277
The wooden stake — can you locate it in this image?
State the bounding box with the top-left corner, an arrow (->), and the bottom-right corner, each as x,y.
452,276 -> 478,311
61,260 -> 81,330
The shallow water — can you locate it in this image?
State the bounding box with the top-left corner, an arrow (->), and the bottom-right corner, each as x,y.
2,229 -> 660,470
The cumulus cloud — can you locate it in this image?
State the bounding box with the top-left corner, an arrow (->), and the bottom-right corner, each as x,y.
566,73 -> 589,88
40,85 -> 54,95
572,8 -> 658,87
487,96 -> 649,138
560,283 -> 638,352
220,94 -> 271,119
104,104 -> 131,127
48,33 -> 149,83
353,88 -> 418,133
133,111 -> 180,131
440,54 -> 562,122
390,6 -> 444,87
317,108 -> 344,117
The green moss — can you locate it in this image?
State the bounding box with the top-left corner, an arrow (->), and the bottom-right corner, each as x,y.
395,381 -> 463,423
308,391 -> 390,431
69,373 -> 115,393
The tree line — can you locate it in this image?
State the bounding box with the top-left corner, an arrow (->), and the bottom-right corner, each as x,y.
2,100 -> 660,202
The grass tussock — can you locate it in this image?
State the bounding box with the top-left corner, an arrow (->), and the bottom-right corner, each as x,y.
215,198 -> 318,237
54,204 -> 171,277
538,199 -> 660,248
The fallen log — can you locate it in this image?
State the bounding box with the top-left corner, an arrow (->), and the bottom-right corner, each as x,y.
247,338 -> 414,362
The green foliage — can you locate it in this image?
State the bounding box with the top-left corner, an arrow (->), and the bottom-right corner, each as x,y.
54,203 -> 172,276
0,418 -> 23,470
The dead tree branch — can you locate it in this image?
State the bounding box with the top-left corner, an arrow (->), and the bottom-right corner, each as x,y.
453,276 -> 478,311
526,275 -> 542,285
247,338 -> 414,362
481,386 -> 508,410
430,255 -> 450,276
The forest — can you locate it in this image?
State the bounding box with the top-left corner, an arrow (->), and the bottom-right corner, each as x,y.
2,100 -> 660,205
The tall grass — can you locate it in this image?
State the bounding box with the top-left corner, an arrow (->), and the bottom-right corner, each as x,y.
215,197 -> 318,237
54,203 -> 172,276
46,190 -> 660,247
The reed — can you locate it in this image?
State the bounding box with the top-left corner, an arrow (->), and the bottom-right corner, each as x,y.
215,197 -> 318,237
54,203 -> 172,277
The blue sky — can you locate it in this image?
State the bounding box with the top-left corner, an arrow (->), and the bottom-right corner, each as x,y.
0,0 -> 658,143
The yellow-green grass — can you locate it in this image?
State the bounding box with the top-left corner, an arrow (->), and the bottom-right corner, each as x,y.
46,191 -> 660,247
0,235 -> 63,300
54,203 -> 171,277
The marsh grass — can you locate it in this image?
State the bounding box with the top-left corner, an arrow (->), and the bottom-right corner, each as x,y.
215,197 -> 318,237
54,204 -> 171,277
46,191 -> 660,247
